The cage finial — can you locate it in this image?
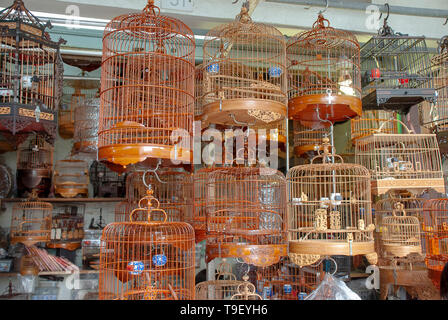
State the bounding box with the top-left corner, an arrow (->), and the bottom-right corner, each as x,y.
237,4 -> 252,23
129,186 -> 168,223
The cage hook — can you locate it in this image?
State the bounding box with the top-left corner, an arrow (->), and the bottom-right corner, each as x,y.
318,0 -> 329,15
379,3 -> 390,21
443,17 -> 448,26
142,159 -> 166,186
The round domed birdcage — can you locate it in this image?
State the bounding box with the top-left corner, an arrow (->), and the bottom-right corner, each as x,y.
293,121 -> 331,158
10,190 -> 52,246
99,188 -> 195,300
98,1 -> 195,170
350,110 -> 397,143
287,138 -> 376,267
287,13 -> 361,125
73,95 -> 99,154
205,165 -> 287,267
201,6 -> 287,127
54,158 -> 89,198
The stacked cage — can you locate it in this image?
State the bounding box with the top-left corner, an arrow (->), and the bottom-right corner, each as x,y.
73,95 -> 100,154
54,159 -> 89,198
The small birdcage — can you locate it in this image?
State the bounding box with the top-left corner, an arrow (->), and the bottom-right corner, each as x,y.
205,165 -> 287,267
73,95 -> 99,154
287,138 -> 376,267
89,160 -> 126,198
354,119 -> 445,195
422,199 -> 448,289
99,188 -> 195,300
0,0 -> 65,142
380,202 -> 422,258
47,204 -> 85,251
10,190 -> 52,246
98,1 -> 195,170
195,259 -> 245,300
360,14 -> 435,114
255,256 -> 323,300
16,134 -> 53,197
287,13 -> 361,124
229,275 -> 262,300
54,158 -> 89,198
201,5 -> 287,127
350,110 -> 397,142
293,121 -> 331,158
375,197 -> 425,229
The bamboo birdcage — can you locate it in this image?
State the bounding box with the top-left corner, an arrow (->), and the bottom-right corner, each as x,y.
10,190 -> 52,246
54,158 -> 89,198
354,119 -> 445,196
293,121 -> 331,158
201,6 -> 287,127
287,13 -> 362,125
350,110 -> 397,143
255,256 -> 323,300
195,259 -> 245,300
98,1 -> 195,170
73,95 -> 99,154
99,188 -> 195,300
422,199 -> 448,290
0,0 -> 65,142
16,134 -> 53,197
47,204 -> 85,251
205,165 -> 287,267
287,138 -> 376,267
380,202 -> 422,258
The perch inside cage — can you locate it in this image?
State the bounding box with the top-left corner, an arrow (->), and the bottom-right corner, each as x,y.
98,1 -> 195,169
205,165 -> 287,267
293,121 -> 331,158
354,119 -> 445,195
350,110 -> 397,142
47,204 -> 85,251
200,6 -> 287,127
10,190 -> 52,246
73,95 -> 99,154
287,13 -> 361,125
99,187 -> 195,300
287,138 -> 376,267
54,159 -> 89,198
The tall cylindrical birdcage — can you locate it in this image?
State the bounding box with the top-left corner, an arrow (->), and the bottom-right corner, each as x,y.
201,6 -> 287,127
287,13 -> 361,125
10,191 -> 52,246
54,159 -> 89,198
99,188 -> 195,300
287,138 -> 376,267
350,110 -> 397,143
293,121 -> 331,158
205,166 -> 287,267
73,95 -> 99,154
98,1 -> 195,170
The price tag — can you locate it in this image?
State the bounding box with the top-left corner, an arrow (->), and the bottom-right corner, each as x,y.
160,0 -> 194,12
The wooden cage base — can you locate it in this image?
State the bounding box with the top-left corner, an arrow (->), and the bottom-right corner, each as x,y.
47,241 -> 81,251
11,236 -> 50,247
288,94 -> 362,124
73,141 -> 97,152
382,244 -> 422,258
372,178 -> 445,195
206,243 -> 287,267
55,186 -> 88,198
58,123 -> 74,139
289,239 -> 375,256
201,99 -> 286,127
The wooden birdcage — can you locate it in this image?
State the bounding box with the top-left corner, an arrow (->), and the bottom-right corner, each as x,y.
0,0 -> 65,143
89,160 -> 126,198
255,256 -> 323,300
360,18 -> 435,114
54,158 -> 89,198
293,121 -> 331,158
10,190 -> 52,246
195,259 -> 245,300
350,110 -> 397,142
354,119 -> 445,195
422,199 -> 448,289
98,1 -> 195,170
287,138 -> 376,267
380,202 -> 422,258
99,188 -> 195,300
201,6 -> 287,127
47,204 -> 85,251
73,95 -> 99,154
205,165 -> 287,267
16,134 -> 53,197
287,13 -> 361,125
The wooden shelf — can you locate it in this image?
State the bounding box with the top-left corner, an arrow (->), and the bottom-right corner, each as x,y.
1,198 -> 124,203
0,269 -> 99,277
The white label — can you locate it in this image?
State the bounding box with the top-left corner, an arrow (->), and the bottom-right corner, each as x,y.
160,0 -> 194,12
55,228 -> 62,240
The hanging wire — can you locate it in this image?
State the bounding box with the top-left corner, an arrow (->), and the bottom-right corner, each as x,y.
309,256 -> 338,276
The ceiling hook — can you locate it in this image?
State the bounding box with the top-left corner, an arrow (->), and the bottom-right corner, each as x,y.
142,159 -> 166,186
443,17 -> 448,26
319,0 -> 329,15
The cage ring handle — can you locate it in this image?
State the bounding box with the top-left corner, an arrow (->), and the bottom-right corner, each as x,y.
129,207 -> 167,224
310,152 -> 344,164
392,202 -> 407,217
376,118 -> 413,134
143,0 -> 160,16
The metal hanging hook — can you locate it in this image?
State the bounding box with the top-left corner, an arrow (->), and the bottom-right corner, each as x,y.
142,159 -> 166,186
379,3 -> 390,21
318,0 -> 329,15
443,17 -> 448,26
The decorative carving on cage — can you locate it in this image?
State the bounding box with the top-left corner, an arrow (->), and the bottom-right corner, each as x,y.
99,188 -> 195,300
16,134 -> 53,197
10,190 -> 52,246
0,0 -> 65,143
287,13 -> 361,125
195,259 -> 245,300
89,160 -> 126,198
73,95 -> 99,154
422,199 -> 448,290
350,110 -> 397,143
293,121 -> 331,158
287,138 -> 376,267
47,204 -> 85,251
360,14 -> 435,114
98,1 -> 195,170
205,165 -> 287,267
54,158 -> 89,198
200,6 -> 287,127
255,256 -> 323,300
354,119 -> 445,195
